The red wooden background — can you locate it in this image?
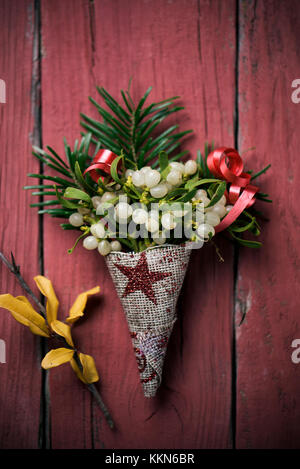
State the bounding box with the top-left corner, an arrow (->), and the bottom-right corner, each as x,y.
1,0 -> 300,449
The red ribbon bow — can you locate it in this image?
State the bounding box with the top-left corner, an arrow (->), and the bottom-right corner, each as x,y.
83,149 -> 119,182
206,147 -> 258,233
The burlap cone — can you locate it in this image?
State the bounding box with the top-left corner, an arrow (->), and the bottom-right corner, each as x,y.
105,244 -> 191,397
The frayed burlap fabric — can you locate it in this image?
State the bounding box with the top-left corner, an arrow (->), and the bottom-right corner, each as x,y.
105,244 -> 191,397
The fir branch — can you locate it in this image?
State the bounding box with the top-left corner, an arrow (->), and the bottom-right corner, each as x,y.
251,164 -> 271,181
81,86 -> 193,167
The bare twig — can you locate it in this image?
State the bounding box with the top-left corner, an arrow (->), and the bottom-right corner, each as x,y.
0,251 -> 46,315
209,240 -> 225,263
73,351 -> 114,429
88,384 -> 114,429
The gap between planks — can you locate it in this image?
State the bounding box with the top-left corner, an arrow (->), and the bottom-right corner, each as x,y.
31,0 -> 51,449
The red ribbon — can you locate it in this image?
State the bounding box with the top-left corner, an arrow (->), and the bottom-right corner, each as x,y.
83,149 -> 119,183
206,147 -> 258,233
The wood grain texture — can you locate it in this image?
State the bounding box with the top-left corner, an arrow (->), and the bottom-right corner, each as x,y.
0,0 -> 41,449
2,0 -> 299,450
41,0 -> 95,449
235,0 -> 300,449
41,0 -> 235,448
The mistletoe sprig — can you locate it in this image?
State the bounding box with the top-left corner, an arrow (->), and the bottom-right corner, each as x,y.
25,85 -> 271,253
0,252 -> 114,429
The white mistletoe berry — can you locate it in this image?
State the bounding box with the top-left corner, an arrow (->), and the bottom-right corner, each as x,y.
166,169 -> 182,186
132,170 -> 145,188
150,183 -> 168,199
184,160 -> 197,175
83,236 -> 99,250
197,223 -> 215,240
110,240 -> 122,251
145,169 -> 161,188
98,240 -> 111,256
69,213 -> 84,227
90,223 -> 106,239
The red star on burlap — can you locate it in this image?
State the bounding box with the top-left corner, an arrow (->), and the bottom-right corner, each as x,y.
114,252 -> 171,305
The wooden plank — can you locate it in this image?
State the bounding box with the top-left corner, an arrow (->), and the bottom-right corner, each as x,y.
91,0 -> 236,450
236,0 -> 300,448
40,0 -> 95,449
0,0 -> 41,449
41,0 -> 236,448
